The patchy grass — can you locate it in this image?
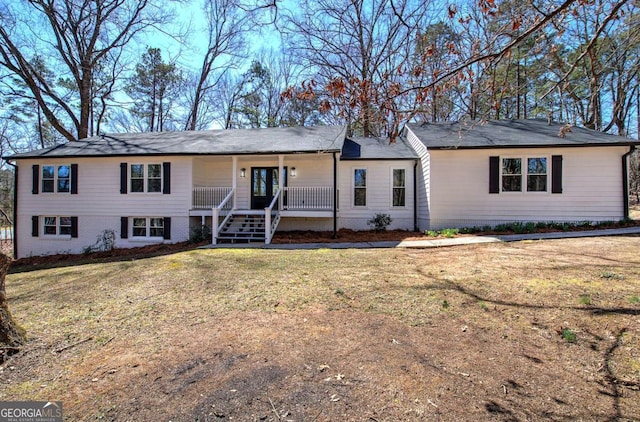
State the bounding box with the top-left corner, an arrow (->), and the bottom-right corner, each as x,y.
2,236 -> 640,420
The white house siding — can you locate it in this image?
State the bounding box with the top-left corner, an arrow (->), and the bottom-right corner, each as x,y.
427,146 -> 628,229
337,160 -> 415,231
404,129 -> 431,231
16,156 -> 193,258
192,157 -> 232,188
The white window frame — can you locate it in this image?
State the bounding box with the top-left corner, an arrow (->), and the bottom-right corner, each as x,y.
353,167 -> 367,207
130,164 -> 162,194
41,164 -> 71,194
501,156 -> 549,193
391,168 -> 407,208
131,217 -> 164,239
42,216 -> 72,238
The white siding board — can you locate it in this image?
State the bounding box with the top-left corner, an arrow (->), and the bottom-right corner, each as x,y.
337,159 -> 415,231
405,128 -> 430,231
427,146 -> 627,229
16,157 -> 193,257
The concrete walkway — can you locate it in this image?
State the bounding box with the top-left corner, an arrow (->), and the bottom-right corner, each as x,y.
205,226 -> 640,250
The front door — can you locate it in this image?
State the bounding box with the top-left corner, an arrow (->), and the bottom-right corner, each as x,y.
251,167 -> 286,209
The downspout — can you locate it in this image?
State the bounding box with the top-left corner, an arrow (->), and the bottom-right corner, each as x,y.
333,152 -> 338,239
413,160 -> 418,232
7,161 -> 17,258
622,145 -> 635,220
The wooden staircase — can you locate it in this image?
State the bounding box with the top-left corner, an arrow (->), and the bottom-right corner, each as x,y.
217,212 -> 266,243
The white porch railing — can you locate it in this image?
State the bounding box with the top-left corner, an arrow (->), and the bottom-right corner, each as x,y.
193,187 -> 233,209
211,188 -> 235,245
283,186 -> 333,210
264,188 -> 282,244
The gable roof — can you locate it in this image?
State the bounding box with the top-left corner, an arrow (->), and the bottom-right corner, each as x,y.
406,119 -> 639,150
341,136 -> 418,160
4,125 -> 348,160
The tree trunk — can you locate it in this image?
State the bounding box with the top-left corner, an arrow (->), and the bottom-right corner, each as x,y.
0,253 -> 26,362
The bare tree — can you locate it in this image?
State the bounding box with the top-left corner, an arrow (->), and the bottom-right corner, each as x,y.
282,0 -> 437,140
0,0 -> 174,141
183,0 -> 250,131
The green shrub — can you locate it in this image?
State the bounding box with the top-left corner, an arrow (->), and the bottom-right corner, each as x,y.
189,225 -> 211,243
440,228 -> 459,238
368,213 -> 393,232
560,328 -> 577,343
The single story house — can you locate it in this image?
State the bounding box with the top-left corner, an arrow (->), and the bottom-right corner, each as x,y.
3,119 -> 637,258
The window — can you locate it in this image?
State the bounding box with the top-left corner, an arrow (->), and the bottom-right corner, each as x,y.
130,164 -> 162,193
41,164 -> 71,193
354,169 -> 367,206
392,169 -> 406,207
33,164 -> 76,195
43,216 -> 72,236
501,158 -> 522,192
527,158 -> 547,192
501,157 -> 548,192
132,217 -> 164,238
490,155 -> 561,195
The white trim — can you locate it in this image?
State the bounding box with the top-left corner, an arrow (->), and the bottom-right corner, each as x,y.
352,166 -> 368,208
500,155 -> 550,194
130,216 -> 165,239
41,163 -> 71,194
390,167 -> 407,208
129,163 -> 163,194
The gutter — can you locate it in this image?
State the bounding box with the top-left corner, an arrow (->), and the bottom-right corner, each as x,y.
413,160 -> 418,232
6,161 -> 17,258
333,152 -> 338,238
622,145 -> 636,219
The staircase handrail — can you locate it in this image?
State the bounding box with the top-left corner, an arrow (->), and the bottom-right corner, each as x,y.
264,188 -> 281,244
212,188 -> 235,245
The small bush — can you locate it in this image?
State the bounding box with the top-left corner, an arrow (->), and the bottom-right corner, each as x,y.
629,296 -> 640,305
368,213 -> 393,232
440,228 -> 459,238
189,225 -> 211,243
426,230 -> 439,237
579,294 -> 592,306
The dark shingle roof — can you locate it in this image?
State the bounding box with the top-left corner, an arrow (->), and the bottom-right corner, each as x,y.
341,136 -> 419,160
5,125 -> 348,159
406,119 -> 639,149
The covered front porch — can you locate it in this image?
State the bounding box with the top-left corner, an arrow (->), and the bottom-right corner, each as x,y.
189,154 -> 338,244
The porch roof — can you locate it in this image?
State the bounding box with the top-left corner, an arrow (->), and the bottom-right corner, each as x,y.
5,125 -> 348,159
406,119 -> 640,150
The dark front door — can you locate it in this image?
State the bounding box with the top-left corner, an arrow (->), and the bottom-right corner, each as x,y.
251,167 -> 286,209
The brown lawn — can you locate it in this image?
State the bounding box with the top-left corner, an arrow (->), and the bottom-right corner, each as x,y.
2,236 -> 640,421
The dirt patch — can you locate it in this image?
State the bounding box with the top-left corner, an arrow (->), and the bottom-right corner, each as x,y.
2,237 -> 640,420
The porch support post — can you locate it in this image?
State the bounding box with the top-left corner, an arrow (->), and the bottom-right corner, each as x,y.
211,207 -> 219,245
278,155 -> 284,210
232,156 -> 238,209
333,152 -> 338,238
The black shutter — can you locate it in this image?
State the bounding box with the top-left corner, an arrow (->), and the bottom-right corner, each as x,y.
489,156 -> 500,194
70,216 -> 78,238
70,164 -> 78,194
552,155 -> 563,194
32,164 -> 39,194
163,217 -> 171,240
120,163 -> 128,194
31,216 -> 39,237
120,217 -> 128,239
163,162 -> 171,194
